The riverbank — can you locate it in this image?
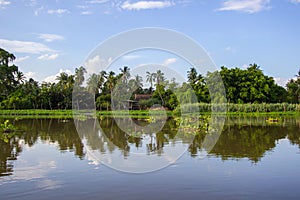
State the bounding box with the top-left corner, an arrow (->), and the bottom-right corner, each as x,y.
0,108 -> 299,119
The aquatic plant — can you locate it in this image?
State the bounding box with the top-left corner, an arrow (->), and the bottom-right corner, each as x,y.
0,120 -> 18,143
0,120 -> 15,133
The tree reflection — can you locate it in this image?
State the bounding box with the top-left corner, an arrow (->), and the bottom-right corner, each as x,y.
0,118 -> 85,176
1,116 -> 300,176
189,117 -> 299,162
0,135 -> 22,176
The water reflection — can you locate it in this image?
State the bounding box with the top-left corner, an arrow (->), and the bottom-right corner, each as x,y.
0,116 -> 300,176
0,135 -> 21,176
0,118 -> 84,177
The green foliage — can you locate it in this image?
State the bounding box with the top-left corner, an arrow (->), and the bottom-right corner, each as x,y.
0,48 -> 23,102
0,120 -> 15,133
0,120 -> 17,143
286,70 -> 300,103
173,103 -> 300,114
0,48 -> 299,112
0,109 -> 73,118
218,64 -> 287,103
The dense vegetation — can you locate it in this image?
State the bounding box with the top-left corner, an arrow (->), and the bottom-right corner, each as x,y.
1,48 -> 299,111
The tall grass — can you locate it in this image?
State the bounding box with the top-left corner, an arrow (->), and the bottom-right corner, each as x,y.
0,103 -> 299,118
0,109 -> 73,116
174,103 -> 300,114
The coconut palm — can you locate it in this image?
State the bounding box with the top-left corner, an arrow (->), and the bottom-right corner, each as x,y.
87,73 -> 99,94
119,66 -> 130,84
146,71 -> 155,93
153,70 -> 165,106
106,71 -> 116,93
129,75 -> 143,94
75,66 -> 87,86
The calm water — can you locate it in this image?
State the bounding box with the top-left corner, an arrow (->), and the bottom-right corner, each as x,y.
1,116 -> 300,199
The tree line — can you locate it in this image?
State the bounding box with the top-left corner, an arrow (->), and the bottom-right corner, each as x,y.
0,48 -> 299,110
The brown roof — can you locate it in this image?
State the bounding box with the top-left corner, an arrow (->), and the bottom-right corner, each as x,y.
134,94 -> 152,101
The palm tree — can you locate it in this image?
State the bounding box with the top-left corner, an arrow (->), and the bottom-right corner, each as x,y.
87,73 -> 99,94
106,71 -> 116,93
56,72 -> 75,109
134,75 -> 143,88
0,48 -> 15,66
119,66 -> 130,84
16,71 -> 25,84
98,70 -> 107,90
154,70 -> 165,106
146,71 -> 155,93
75,66 -> 87,86
129,75 -> 143,94
154,70 -> 165,86
56,72 -> 69,87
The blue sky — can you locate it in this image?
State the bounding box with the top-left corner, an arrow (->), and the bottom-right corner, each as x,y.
0,0 -> 300,86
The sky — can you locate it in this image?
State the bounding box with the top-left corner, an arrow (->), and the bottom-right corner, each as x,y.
0,0 -> 300,86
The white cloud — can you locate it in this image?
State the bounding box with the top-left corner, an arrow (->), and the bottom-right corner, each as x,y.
9,160 -> 57,182
25,71 -> 37,80
84,55 -> 112,75
291,0 -> 300,3
241,64 -> 248,69
163,58 -> 177,66
0,0 -> 10,9
43,69 -> 73,83
38,33 -> 64,42
77,4 -> 93,15
38,53 -> 59,61
274,77 -> 290,88
88,0 -> 110,3
47,9 -> 70,15
81,11 -> 93,15
217,0 -> 270,13
122,55 -> 140,61
15,56 -> 30,63
0,39 -> 54,54
121,1 -> 174,10
77,5 -> 89,9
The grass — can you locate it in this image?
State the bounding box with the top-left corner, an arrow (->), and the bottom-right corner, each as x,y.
0,109 -> 173,119
0,109 -> 74,119
0,103 -> 299,119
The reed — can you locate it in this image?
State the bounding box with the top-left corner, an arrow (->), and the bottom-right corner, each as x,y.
174,103 -> 300,114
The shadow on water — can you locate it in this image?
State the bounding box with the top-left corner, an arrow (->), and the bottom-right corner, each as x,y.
0,116 -> 300,176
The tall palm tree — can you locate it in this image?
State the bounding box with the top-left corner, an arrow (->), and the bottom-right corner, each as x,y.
16,71 -> 25,84
56,72 -> 69,86
146,71 -> 155,93
87,73 -> 99,94
154,70 -> 165,106
75,66 -> 87,86
98,70 -> 107,90
106,71 -> 116,93
154,70 -> 165,86
129,75 -> 143,93
0,48 -> 15,66
119,66 -> 130,84
56,72 -> 75,109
